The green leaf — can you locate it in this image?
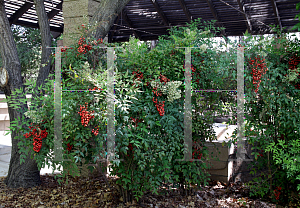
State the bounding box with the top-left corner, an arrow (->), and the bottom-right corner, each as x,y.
80,152 -> 84,157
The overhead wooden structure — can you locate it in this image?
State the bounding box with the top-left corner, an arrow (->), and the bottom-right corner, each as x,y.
3,0 -> 300,42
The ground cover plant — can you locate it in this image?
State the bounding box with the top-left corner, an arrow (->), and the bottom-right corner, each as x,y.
4,17 -> 300,206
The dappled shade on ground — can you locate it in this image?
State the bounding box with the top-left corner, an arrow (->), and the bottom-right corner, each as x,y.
0,174 -> 283,207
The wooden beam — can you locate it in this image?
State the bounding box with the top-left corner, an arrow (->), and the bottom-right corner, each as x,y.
178,0 -> 192,23
236,0 -> 252,34
13,19 -> 63,33
205,0 -> 226,36
9,2 -> 33,25
47,2 -> 63,20
270,0 -> 282,31
150,0 -> 170,26
121,9 -> 142,40
51,31 -> 62,39
109,13 -> 121,43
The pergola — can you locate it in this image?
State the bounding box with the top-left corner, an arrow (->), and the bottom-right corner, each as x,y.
3,0 -> 300,42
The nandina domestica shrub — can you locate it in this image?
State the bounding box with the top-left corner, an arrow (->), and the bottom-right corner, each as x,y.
9,19 -> 241,202
228,32 -> 300,205
109,19 -> 239,201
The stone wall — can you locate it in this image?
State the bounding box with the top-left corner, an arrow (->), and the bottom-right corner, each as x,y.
204,137 -> 268,184
63,0 -> 101,46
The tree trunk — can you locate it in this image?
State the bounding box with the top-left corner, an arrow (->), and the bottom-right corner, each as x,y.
31,0 -> 52,103
0,0 -> 41,188
91,0 -> 131,39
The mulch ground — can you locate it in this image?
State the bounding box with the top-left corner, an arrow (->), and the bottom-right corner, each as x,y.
0,174 -> 290,207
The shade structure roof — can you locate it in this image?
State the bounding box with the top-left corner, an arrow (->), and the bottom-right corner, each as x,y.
3,0 -> 300,42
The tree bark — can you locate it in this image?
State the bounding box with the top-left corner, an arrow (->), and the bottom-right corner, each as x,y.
0,0 -> 41,188
31,0 -> 52,103
91,0 -> 131,39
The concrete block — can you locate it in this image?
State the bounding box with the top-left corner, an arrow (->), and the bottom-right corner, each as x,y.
0,114 -> 9,121
0,103 -> 8,108
0,121 -> 10,131
0,108 -> 8,114
204,140 -> 234,184
0,145 -> 11,155
63,17 -> 88,46
88,0 -> 101,17
63,0 -> 88,18
0,131 -> 12,146
0,160 -> 9,177
203,124 -> 236,184
0,153 -> 10,163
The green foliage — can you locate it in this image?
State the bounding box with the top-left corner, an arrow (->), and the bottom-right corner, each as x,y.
231,31 -> 300,204
8,17 -> 300,205
292,2 -> 300,31
0,25 -> 40,69
9,18 -> 236,201
0,25 -> 57,91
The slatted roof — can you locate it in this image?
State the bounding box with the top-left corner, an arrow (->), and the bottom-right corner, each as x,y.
3,0 -> 300,42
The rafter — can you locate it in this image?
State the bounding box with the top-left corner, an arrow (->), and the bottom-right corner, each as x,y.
109,13 -> 121,43
51,31 -> 61,39
47,2 -> 62,20
150,0 -> 170,26
9,2 -> 33,25
205,0 -> 226,36
236,0 -> 252,34
121,9 -> 142,40
13,19 -> 63,33
270,0 -> 282,31
178,0 -> 192,23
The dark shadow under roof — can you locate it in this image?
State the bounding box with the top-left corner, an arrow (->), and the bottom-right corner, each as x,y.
3,0 -> 300,42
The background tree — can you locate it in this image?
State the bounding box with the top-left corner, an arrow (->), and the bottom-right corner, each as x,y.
0,25 -> 44,90
292,2 -> 300,31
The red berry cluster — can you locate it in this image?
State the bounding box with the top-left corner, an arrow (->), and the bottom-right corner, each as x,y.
89,86 -> 101,91
61,47 -> 68,53
59,47 -> 73,59
77,37 -> 103,55
132,70 -> 144,86
77,37 -> 90,54
130,117 -> 143,127
92,126 -> 99,136
183,64 -> 196,74
23,123 -> 48,153
151,74 -> 169,116
155,101 -> 165,116
258,149 -> 264,157
152,85 -> 165,116
249,56 -> 268,93
288,55 -> 300,89
78,102 -> 95,127
159,74 -> 170,85
190,141 -> 202,162
132,70 -> 144,80
193,52 -> 202,57
66,143 -> 73,152
288,55 -> 300,70
127,143 -> 134,159
183,64 -> 200,84
274,186 -> 282,200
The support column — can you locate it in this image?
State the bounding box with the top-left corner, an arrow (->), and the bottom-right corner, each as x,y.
63,0 -> 101,46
